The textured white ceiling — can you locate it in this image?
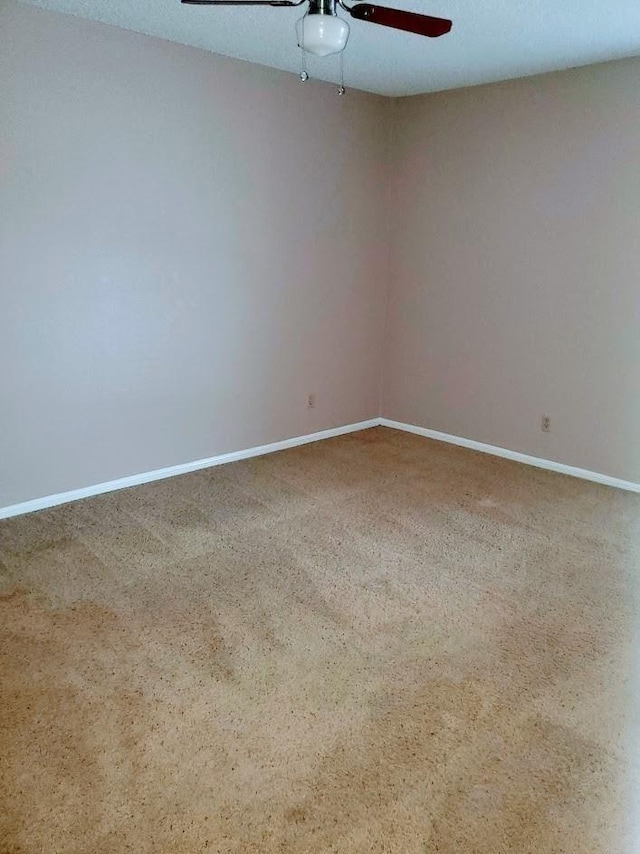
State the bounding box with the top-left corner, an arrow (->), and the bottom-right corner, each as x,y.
17,0 -> 640,96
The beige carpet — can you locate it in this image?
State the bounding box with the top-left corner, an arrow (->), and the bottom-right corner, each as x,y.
1,427 -> 639,853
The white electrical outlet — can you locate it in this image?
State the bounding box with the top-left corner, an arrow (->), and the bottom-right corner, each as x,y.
541,414 -> 551,433
306,393 -> 316,409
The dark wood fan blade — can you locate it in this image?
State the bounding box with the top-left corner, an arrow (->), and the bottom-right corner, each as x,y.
182,0 -> 303,6
349,3 -> 452,37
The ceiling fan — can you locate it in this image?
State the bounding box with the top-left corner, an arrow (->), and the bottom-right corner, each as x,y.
181,0 -> 452,59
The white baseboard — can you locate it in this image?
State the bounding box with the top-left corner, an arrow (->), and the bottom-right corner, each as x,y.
0,419 -> 379,521
3,416 -> 638,520
379,418 -> 640,494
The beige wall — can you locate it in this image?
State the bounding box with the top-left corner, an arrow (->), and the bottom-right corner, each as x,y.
0,2 -> 389,506
2,2 -> 639,510
383,60 -> 640,482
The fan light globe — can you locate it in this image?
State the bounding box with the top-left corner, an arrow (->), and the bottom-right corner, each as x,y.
296,13 -> 350,57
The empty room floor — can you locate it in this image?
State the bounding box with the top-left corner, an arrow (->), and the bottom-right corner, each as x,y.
1,427 -> 639,853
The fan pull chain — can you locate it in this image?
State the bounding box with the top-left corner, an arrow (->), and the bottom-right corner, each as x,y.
299,23 -> 309,81
338,49 -> 345,95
